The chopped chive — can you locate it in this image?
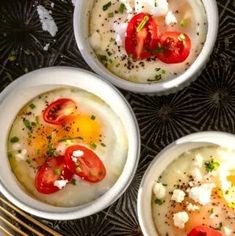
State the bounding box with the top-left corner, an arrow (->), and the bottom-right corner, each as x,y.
10,136 -> 19,143
108,12 -> 114,18
31,122 -> 37,127
103,1 -> 111,11
150,47 -> 165,54
8,152 -> 13,159
154,0 -> 158,7
180,19 -> 187,27
98,54 -> 107,61
26,159 -> 31,164
90,143 -> 97,149
154,198 -> 165,205
209,208 -> 214,214
161,69 -> 166,74
136,16 -> 149,32
91,115 -> 96,120
71,178 -> 76,185
54,168 -> 61,176
118,3 -> 126,14
204,159 -> 220,172
101,143 -> 106,147
178,33 -> 186,41
29,103 -> 36,109
23,119 -> 32,130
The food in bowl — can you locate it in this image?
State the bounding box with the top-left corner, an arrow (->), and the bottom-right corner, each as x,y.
7,87 -> 128,207
89,0 -> 207,83
152,145 -> 235,235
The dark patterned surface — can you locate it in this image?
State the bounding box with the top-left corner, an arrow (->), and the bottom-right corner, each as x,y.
0,0 -> 234,235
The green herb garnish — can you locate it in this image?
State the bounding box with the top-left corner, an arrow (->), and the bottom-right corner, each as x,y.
90,143 -> 97,149
209,208 -> 214,214
26,159 -> 31,164
154,198 -> 165,205
8,51 -> 16,62
47,143 -> 57,156
118,3 -> 126,14
108,12 -> 114,18
54,168 -> 61,176
178,33 -> 186,41
103,1 -> 111,11
101,143 -> 106,147
10,136 -> 19,143
150,47 -> 165,54
71,178 -> 76,185
180,19 -> 187,27
98,55 -> 107,61
29,103 -> 36,109
136,16 -> 149,32
23,119 -> 32,130
8,152 -> 13,159
204,159 -> 220,172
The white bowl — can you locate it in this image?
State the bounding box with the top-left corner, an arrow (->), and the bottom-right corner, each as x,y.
73,0 -> 218,94
0,67 -> 140,220
137,131 -> 235,235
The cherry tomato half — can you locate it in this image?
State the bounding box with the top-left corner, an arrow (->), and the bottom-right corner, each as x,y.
43,98 -> 76,125
125,13 -> 159,60
188,226 -> 223,236
156,31 -> 191,64
65,145 -> 106,183
35,156 -> 73,194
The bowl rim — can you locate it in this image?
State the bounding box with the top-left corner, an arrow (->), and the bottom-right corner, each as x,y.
0,66 -> 141,220
73,0 -> 219,94
137,131 -> 235,236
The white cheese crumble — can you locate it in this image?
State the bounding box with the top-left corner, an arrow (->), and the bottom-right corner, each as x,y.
51,2 -> 55,8
37,5 -> 58,37
223,226 -> 233,236
54,179 -> 68,189
187,203 -> 199,211
171,189 -> 185,203
89,32 -> 101,50
153,182 -> 166,199
165,11 -> 177,26
194,154 -> 203,168
135,0 -> 168,16
113,23 -> 128,46
43,43 -> 50,51
173,211 -> 189,229
191,168 -> 203,182
72,150 -> 84,157
209,213 -> 216,219
188,183 -> 215,205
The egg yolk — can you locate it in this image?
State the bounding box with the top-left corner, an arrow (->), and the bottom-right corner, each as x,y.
227,175 -> 235,185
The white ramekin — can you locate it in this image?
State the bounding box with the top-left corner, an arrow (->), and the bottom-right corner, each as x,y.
73,0 -> 218,94
0,67 -> 140,220
137,131 -> 235,236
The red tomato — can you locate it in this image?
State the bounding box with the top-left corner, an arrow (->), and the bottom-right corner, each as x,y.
156,31 -> 191,64
43,98 -> 76,125
125,13 -> 159,60
65,145 -> 106,183
188,226 -> 223,236
35,156 -> 73,194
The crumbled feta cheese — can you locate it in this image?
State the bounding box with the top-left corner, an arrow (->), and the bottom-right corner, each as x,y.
187,203 -> 199,211
89,32 -> 101,50
43,43 -> 50,51
54,179 -> 68,189
72,150 -> 84,157
135,0 -> 168,16
173,212 -> 189,229
15,149 -> 27,161
191,168 -> 203,182
21,149 -> 27,156
165,11 -> 177,25
37,5 -> 58,37
51,2 -> 55,8
194,154 -> 203,168
153,182 -> 166,199
171,189 -> 185,203
113,23 -> 128,46
188,183 -> 215,205
12,143 -> 21,151
223,226 -> 232,236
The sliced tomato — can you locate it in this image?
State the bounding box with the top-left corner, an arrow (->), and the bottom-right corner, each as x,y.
155,31 -> 191,64
125,13 -> 159,60
35,156 -> 73,194
188,226 -> 223,236
65,145 -> 106,183
43,98 -> 76,125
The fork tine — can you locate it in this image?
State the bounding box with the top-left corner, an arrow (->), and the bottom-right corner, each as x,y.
0,216 -> 28,236
0,206 -> 44,236
0,197 -> 63,236
0,225 -> 14,236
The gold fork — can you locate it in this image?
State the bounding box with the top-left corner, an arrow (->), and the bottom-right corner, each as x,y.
0,196 -> 63,236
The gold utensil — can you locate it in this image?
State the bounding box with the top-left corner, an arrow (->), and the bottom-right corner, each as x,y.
0,196 -> 63,236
